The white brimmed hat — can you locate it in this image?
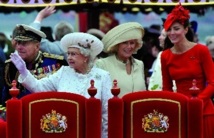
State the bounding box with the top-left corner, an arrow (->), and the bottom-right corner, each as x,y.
61,32 -> 104,60
102,22 -> 144,53
14,24 -> 46,42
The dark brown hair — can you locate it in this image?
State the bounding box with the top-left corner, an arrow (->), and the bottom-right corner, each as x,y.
163,21 -> 194,50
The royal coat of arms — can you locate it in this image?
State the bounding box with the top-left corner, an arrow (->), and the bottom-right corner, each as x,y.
40,110 -> 67,133
142,110 -> 169,133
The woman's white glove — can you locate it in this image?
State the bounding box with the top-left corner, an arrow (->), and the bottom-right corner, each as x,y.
10,52 -> 28,78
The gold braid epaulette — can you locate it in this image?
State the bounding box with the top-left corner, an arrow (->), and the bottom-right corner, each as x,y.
4,62 -> 20,88
5,59 -> 11,63
43,52 -> 64,60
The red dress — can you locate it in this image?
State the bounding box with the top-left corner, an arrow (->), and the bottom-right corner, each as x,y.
161,44 -> 214,138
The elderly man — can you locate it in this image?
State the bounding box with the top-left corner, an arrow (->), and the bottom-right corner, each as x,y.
2,24 -> 67,106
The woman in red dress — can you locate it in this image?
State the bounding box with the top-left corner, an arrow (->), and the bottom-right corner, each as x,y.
161,3 -> 214,138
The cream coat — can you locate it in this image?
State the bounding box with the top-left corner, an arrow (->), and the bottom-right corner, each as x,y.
96,54 -> 146,97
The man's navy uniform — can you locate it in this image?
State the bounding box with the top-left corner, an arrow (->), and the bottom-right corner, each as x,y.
1,24 -> 67,106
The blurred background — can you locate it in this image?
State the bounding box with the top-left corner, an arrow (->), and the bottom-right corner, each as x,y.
0,2 -> 214,44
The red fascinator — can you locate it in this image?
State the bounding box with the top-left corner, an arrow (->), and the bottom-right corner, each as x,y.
164,3 -> 190,31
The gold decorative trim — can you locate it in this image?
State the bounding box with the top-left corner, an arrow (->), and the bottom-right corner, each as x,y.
4,51 -> 42,87
4,62 -> 20,87
130,98 -> 181,138
43,52 -> 64,60
5,59 -> 11,63
29,98 -> 80,138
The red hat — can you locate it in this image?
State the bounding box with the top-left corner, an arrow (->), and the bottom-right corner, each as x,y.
164,3 -> 190,31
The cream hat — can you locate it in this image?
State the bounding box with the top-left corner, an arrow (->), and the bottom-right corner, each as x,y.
14,24 -> 46,42
87,28 -> 105,40
61,32 -> 104,60
102,22 -> 144,53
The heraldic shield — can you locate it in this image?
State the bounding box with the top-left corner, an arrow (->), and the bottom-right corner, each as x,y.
108,91 -> 203,138
3,90 -> 101,138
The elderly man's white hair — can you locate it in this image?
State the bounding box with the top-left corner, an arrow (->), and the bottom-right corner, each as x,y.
54,21 -> 74,41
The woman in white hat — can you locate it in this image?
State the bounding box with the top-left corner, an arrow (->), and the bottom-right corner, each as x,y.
96,22 -> 146,97
10,32 -> 113,138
